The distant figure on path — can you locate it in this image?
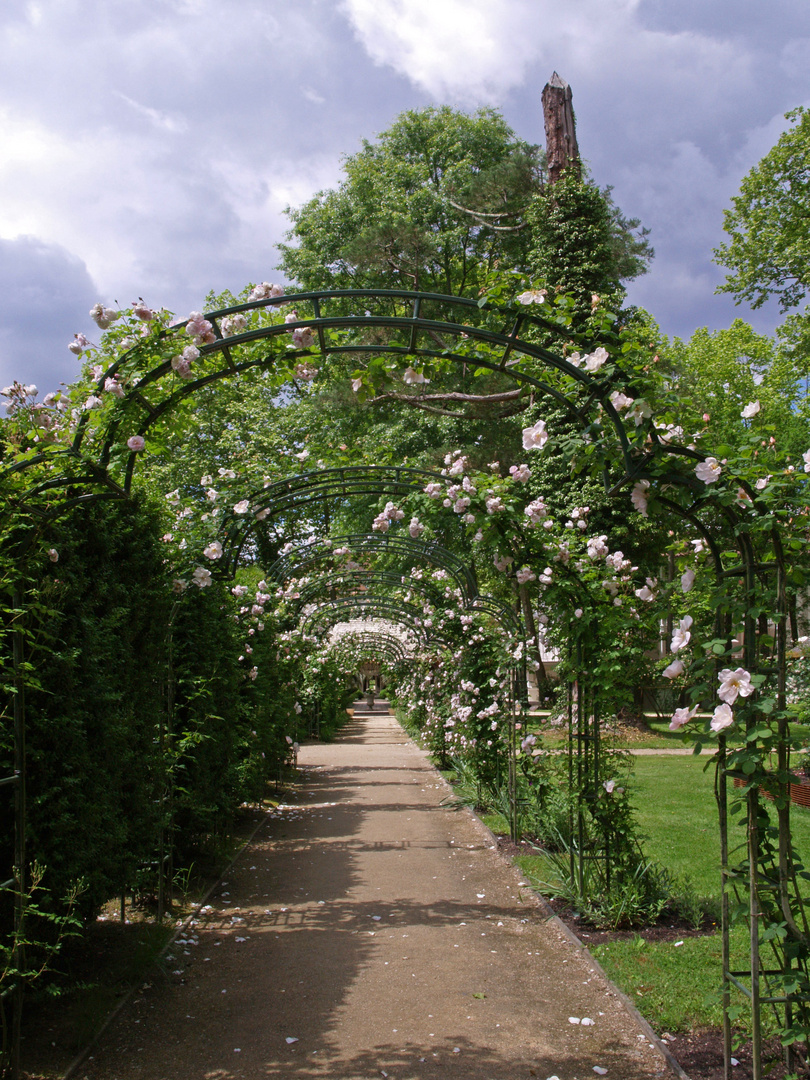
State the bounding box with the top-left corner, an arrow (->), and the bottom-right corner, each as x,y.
366,685 -> 376,711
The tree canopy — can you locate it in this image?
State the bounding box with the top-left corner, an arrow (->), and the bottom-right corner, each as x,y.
278,106 -> 544,298
278,105 -> 652,312
714,107 -> 810,312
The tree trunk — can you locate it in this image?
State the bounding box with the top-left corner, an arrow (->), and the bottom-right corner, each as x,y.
542,72 -> 581,186
518,582 -> 547,688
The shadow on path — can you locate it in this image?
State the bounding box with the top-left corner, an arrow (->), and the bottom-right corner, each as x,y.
78,712 -> 673,1080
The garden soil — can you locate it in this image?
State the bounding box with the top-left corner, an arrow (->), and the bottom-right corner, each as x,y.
71,709 -> 678,1080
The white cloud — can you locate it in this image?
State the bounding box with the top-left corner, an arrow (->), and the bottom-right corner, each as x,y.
0,0 -> 808,387
339,0 -> 542,101
338,0 -> 748,114
114,92 -> 188,134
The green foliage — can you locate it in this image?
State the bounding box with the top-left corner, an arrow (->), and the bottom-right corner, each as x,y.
279,106 -> 543,297
0,862 -> 84,1074
9,498 -> 171,917
168,583 -> 246,860
278,105 -> 651,322
715,107 -> 810,313
1,93 -> 809,1061
535,838 -> 674,930
661,319 -> 810,456
527,174 -> 653,319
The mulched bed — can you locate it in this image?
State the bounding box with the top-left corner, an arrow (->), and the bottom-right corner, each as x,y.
665,1032 -> 802,1080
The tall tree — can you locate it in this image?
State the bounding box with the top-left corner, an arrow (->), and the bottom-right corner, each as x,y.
279,102 -> 651,313
714,106 -> 810,313
278,106 -> 544,298
660,320 -> 810,455
277,102 -> 653,420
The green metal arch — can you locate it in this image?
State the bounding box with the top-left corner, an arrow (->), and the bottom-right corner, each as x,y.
3,287 -> 754,587
217,465 -> 462,576
4,289 -> 642,510
265,531 -> 477,600
300,595 -> 450,645
2,290 -> 798,1078
327,630 -> 413,668
272,533 -> 522,639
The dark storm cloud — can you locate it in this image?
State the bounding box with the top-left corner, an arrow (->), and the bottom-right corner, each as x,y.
0,236 -> 97,391
0,0 -> 808,390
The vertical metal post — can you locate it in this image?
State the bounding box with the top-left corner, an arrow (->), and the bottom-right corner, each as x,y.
508,670 -> 518,843
157,704 -> 164,927
748,785 -> 762,1080
718,732 -> 732,1080
567,678 -> 575,889
11,588 -> 26,1080
594,687 -> 607,892
576,640 -> 585,898
158,604 -> 177,925
774,560 -> 794,1078
743,557 -> 761,1080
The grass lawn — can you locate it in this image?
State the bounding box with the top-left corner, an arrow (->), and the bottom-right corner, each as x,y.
594,755 -> 810,1035
528,712 -> 810,752
501,753 -> 810,1036
433,711 -> 810,1037
630,754 -> 810,897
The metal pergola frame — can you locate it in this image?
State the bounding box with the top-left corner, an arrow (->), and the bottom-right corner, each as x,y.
0,287 -> 802,1079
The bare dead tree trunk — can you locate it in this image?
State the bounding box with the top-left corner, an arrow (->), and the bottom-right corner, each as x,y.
542,72 -> 581,186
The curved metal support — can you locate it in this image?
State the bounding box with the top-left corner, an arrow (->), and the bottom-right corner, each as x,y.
266,532 -> 478,601
300,596 -> 448,644
0,286 -> 799,1080
216,466 -> 457,575
327,630 -> 413,667
4,288 -> 660,509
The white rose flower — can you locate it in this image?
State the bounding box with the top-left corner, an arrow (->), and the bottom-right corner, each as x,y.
670,615 -> 693,653
631,480 -> 650,517
403,366 -> 429,385
522,419 -> 548,451
711,703 -> 734,732
717,667 -> 754,705
695,457 -> 722,484
583,347 -> 609,372
670,705 -> 699,730
516,288 -> 547,304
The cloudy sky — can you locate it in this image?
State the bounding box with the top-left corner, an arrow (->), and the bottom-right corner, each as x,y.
1,0 -> 808,393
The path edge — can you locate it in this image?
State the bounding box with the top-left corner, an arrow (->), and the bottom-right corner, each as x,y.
62,718 -> 693,1080
61,807 -> 270,1080
411,732 -> 693,1080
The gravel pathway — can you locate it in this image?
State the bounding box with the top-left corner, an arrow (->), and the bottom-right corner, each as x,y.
78,710 -> 676,1080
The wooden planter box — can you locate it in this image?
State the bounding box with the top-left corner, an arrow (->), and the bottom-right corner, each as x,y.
733,775 -> 810,808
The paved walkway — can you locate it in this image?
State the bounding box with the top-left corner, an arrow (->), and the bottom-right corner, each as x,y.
79,710 -> 673,1080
